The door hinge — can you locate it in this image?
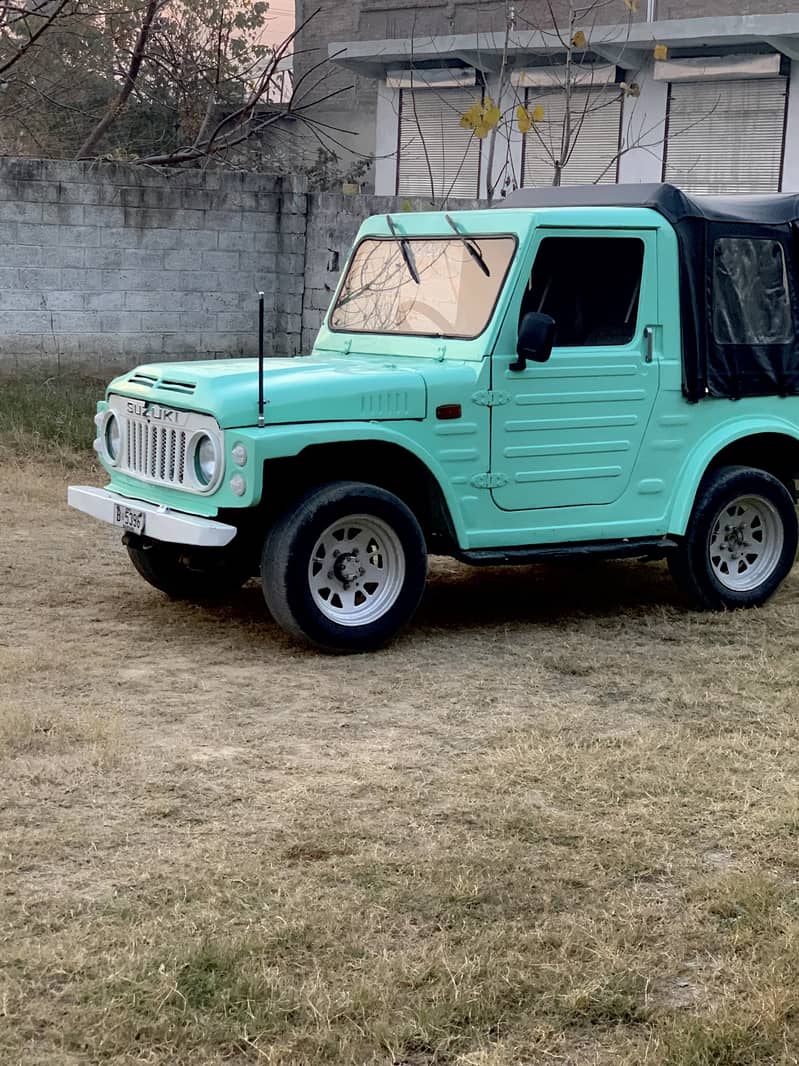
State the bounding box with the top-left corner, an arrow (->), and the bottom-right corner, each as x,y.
470,472 -> 509,489
471,389 -> 510,407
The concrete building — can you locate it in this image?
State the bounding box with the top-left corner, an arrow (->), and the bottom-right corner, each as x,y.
294,1 -> 799,197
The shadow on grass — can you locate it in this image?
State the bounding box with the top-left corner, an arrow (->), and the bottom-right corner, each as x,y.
111,555 -> 693,655
417,556 -> 686,628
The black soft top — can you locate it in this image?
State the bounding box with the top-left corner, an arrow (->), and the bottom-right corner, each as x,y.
504,183 -> 799,226
502,184 -> 799,401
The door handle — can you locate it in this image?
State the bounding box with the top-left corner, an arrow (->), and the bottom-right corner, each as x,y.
643,325 -> 655,364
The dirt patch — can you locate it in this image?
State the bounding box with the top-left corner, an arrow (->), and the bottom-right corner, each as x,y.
4,457 -> 799,1064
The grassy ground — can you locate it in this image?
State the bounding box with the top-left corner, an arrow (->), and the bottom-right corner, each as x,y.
0,367 -> 107,457
3,374 -> 799,1064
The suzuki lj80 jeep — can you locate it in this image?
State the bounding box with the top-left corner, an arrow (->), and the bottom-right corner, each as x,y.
69,184 -> 799,651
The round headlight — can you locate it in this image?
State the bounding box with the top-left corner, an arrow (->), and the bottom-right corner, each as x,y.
195,434 -> 219,486
105,412 -> 121,463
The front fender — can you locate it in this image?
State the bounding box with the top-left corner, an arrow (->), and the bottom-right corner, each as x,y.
667,416 -> 799,535
239,421 -> 469,546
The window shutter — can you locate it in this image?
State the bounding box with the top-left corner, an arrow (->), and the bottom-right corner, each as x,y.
664,77 -> 788,194
522,87 -> 622,187
397,87 -> 482,199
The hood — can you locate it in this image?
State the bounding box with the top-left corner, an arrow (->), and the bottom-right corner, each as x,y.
107,355 -> 428,428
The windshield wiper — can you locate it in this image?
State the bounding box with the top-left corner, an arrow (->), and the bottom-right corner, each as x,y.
443,214 -> 491,277
386,215 -> 420,285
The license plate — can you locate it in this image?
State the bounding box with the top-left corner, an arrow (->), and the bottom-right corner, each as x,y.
113,503 -> 145,535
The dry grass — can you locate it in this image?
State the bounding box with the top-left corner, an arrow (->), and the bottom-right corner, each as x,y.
0,700 -> 125,765
4,439 -> 799,1062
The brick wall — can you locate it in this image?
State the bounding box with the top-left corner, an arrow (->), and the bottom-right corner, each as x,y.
0,158 -> 482,367
0,159 -> 304,365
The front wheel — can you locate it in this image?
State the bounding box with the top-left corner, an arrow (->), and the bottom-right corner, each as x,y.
668,465 -> 798,609
126,537 -> 252,600
261,481 -> 427,652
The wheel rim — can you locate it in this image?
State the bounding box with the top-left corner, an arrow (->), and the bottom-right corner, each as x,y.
708,494 -> 784,592
307,513 -> 406,627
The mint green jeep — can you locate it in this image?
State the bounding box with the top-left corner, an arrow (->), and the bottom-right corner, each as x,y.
68,184 -> 799,651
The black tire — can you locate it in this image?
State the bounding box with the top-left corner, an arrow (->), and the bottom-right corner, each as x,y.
261,481 -> 427,652
668,464 -> 798,610
126,537 -> 252,600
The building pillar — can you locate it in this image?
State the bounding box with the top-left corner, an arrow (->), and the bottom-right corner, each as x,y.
617,60 -> 669,184
374,80 -> 400,195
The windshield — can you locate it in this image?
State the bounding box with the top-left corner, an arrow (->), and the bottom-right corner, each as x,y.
329,235 -> 516,340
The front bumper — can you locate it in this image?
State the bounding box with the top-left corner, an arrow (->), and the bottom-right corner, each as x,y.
67,486 -> 237,547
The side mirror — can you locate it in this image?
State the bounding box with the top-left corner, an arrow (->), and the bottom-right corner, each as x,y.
510,311 -> 556,371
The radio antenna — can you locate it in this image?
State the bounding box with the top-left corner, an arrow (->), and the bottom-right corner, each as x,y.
257,290 -> 265,427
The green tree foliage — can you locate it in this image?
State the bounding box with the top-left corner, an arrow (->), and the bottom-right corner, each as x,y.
0,1 -> 340,168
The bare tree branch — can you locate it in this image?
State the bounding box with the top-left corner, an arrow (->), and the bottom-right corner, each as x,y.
76,0 -> 164,159
0,0 -> 73,79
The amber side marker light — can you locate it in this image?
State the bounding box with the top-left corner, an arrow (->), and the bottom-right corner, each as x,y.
436,404 -> 462,420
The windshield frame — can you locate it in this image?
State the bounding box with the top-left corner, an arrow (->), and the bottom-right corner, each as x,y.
328,231 -> 519,342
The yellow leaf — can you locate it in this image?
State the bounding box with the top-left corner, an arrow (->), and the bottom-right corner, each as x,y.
483,101 -> 501,130
532,104 -> 545,122
516,104 -> 532,134
654,43 -> 668,60
461,98 -> 500,138
459,101 -> 483,130
623,0 -> 639,11
571,30 -> 587,49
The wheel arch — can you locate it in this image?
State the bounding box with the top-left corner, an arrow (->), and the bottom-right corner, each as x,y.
258,435 -> 463,552
668,424 -> 799,535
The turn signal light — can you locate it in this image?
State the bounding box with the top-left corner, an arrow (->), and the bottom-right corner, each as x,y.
436,404 -> 462,420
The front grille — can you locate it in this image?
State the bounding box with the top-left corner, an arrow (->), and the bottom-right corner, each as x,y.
126,421 -> 188,486
107,394 -> 222,494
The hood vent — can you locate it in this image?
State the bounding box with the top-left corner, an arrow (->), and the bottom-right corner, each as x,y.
126,372 -> 196,395
160,378 -> 197,395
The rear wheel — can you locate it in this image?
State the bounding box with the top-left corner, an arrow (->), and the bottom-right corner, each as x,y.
668,465 -> 798,609
125,536 -> 252,600
261,481 -> 427,652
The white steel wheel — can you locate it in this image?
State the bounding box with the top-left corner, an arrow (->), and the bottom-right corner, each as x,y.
708,495 -> 784,592
668,465 -> 798,611
308,513 -> 406,626
261,481 -> 428,652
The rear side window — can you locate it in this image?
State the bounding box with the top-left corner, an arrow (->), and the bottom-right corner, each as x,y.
712,238 -> 793,345
522,236 -> 644,347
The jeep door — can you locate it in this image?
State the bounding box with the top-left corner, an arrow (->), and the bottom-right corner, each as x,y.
490,228 -> 659,511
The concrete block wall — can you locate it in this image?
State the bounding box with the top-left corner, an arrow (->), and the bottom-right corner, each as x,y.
0,159 -> 303,365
